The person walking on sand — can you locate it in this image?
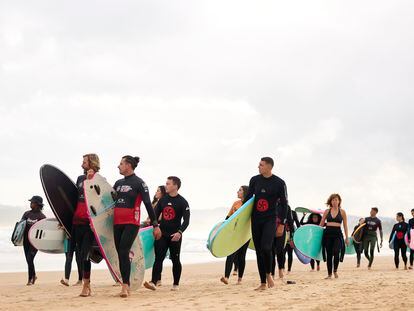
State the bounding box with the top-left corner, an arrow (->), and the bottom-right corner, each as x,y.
389,212 -> 408,270
220,185 -> 250,285
362,207 -> 383,270
301,212 -> 322,271
244,157 -> 288,291
319,194 -> 349,279
352,218 -> 365,268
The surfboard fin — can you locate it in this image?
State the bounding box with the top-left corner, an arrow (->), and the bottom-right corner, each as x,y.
90,205 -> 97,216
93,185 -> 101,195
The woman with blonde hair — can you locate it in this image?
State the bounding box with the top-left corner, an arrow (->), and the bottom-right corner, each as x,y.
319,193 -> 349,279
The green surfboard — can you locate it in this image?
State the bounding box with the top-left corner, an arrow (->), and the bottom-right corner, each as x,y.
207,196 -> 254,258
345,237 -> 356,255
293,225 -> 323,261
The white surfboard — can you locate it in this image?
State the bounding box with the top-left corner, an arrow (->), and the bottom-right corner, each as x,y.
28,218 -> 65,253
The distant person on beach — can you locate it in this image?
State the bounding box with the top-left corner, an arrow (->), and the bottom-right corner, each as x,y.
352,218 -> 365,268
143,185 -> 166,228
319,193 -> 349,279
220,185 -> 249,285
60,230 -> 82,286
389,212 -> 408,270
244,157 -> 288,290
73,154 -> 100,297
301,213 -> 322,271
362,207 -> 383,270
144,176 -> 190,292
113,155 -> 161,297
408,209 -> 414,269
21,195 -> 46,285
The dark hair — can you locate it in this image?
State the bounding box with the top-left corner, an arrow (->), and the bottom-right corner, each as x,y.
261,157 -> 274,168
152,185 -> 166,205
411,208 -> 414,212
240,185 -> 249,201
168,176 -> 181,190
326,193 -> 342,208
307,213 -> 322,225
397,212 -> 405,222
371,207 -> 378,213
122,155 -> 140,170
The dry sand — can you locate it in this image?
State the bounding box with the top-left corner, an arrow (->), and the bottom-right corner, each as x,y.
0,256 -> 412,310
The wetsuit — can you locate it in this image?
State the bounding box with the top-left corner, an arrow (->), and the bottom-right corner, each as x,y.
113,174 -> 157,286
389,222 -> 408,268
301,213 -> 321,269
352,225 -> 363,266
322,209 -> 345,276
272,206 -> 294,274
151,194 -> 190,286
224,200 -> 249,279
245,174 -> 288,284
21,209 -> 46,283
72,174 -> 94,280
64,234 -> 82,282
409,218 -> 414,266
362,217 -> 382,267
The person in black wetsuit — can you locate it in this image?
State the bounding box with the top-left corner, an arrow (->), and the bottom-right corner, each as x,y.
389,212 -> 408,270
60,230 -> 82,287
408,209 -> 414,269
144,176 -> 190,292
244,157 -> 288,290
74,154 -> 100,297
300,213 -> 322,271
319,194 -> 349,279
362,207 -> 383,270
276,206 -> 296,276
21,195 -> 46,285
113,155 -> 161,297
352,218 -> 365,268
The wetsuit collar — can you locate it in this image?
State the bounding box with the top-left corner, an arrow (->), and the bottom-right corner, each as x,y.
124,173 -> 136,179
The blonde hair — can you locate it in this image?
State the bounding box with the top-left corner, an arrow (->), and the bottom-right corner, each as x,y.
83,153 -> 100,172
326,193 -> 342,208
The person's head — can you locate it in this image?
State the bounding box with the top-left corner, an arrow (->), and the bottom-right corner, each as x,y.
258,157 -> 274,176
311,213 -> 321,224
358,217 -> 365,225
237,185 -> 249,200
411,208 -> 414,217
118,155 -> 140,176
155,186 -> 166,200
165,176 -> 181,194
396,212 -> 405,222
370,207 -> 378,217
326,193 -> 342,208
82,154 -> 100,173
29,195 -> 44,211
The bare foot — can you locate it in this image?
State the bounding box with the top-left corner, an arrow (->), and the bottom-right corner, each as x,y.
324,275 -> 332,280
232,271 -> 238,276
404,265 -> 408,270
143,281 -> 156,291
119,284 -> 129,298
278,270 -> 284,280
334,272 -> 338,279
60,279 -> 69,287
220,277 -> 229,285
254,284 -> 267,291
267,274 -> 275,288
171,285 -> 179,291
156,280 -> 162,287
73,280 -> 83,286
317,266 -> 320,271
236,278 -> 242,285
409,266 -> 413,270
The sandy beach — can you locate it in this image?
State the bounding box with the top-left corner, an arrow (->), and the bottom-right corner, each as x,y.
0,256 -> 412,311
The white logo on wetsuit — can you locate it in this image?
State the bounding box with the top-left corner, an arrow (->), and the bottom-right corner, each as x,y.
142,183 -> 149,192
119,185 -> 132,192
117,198 -> 125,204
261,189 -> 266,193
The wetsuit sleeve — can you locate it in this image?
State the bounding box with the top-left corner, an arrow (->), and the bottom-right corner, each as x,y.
20,211 -> 29,221
243,177 -> 255,204
292,211 -> 300,228
178,199 -> 190,234
277,181 -> 288,224
138,182 -> 158,226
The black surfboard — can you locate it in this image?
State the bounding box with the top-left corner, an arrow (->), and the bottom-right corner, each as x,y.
40,164 -> 103,263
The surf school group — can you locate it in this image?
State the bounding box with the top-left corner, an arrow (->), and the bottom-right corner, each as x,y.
11,154 -> 414,296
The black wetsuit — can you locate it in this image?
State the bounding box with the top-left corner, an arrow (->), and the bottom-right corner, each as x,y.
300,213 -> 321,269
409,218 -> 414,266
245,174 -> 288,284
21,209 -> 46,283
322,209 -> 344,276
64,235 -> 82,281
363,217 -> 382,267
389,222 -> 408,268
352,225 -> 363,266
113,174 -> 157,285
151,194 -> 190,286
272,206 -> 295,274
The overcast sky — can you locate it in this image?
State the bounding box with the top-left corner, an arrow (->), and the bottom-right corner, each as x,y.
1,1 -> 413,219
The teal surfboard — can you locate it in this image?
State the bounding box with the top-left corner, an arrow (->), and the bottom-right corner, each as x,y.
207,196 -> 254,258
345,237 -> 356,255
11,220 -> 26,246
139,226 -> 155,270
389,232 -> 396,249
293,225 -> 323,261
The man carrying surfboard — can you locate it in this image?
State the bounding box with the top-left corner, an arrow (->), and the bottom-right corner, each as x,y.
144,176 -> 190,292
362,207 -> 383,270
244,157 -> 288,290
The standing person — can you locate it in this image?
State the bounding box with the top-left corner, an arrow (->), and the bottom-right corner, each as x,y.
73,154 -> 100,297
60,231 -> 82,286
143,186 -> 166,227
319,194 -> 349,279
408,209 -> 414,269
352,218 -> 365,268
21,196 -> 46,285
389,212 -> 408,270
362,207 -> 383,270
220,185 -> 250,285
244,157 -> 288,290
144,176 -> 190,291
300,213 -> 322,271
113,155 -> 161,297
